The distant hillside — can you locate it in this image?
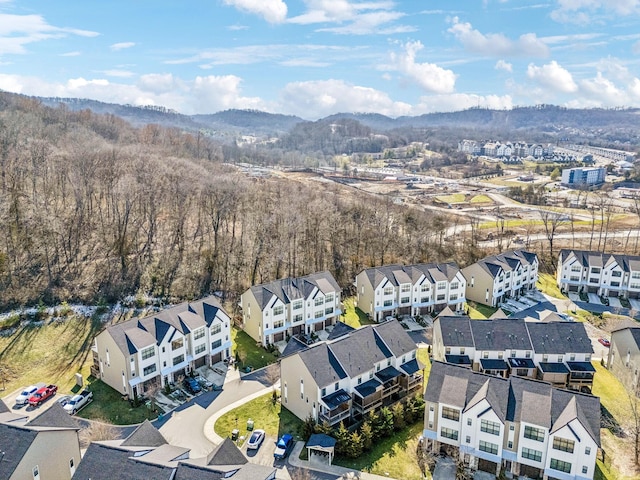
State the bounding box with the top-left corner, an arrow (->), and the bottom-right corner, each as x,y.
192,109 -> 303,134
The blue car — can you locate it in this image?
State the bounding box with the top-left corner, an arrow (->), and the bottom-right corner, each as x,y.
183,377 -> 202,395
273,433 -> 294,459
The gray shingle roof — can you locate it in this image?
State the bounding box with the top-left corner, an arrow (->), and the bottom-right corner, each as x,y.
526,322 -> 593,355
360,262 -> 461,289
470,319 -> 533,351
426,362 -> 600,446
249,271 -> 340,310
0,424 -> 37,480
26,402 -> 80,429
468,249 -> 537,279
0,399 -> 9,414
206,437 -> 247,466
298,343 -> 348,388
560,249 -> 640,273
120,420 -> 168,447
436,316 -> 475,348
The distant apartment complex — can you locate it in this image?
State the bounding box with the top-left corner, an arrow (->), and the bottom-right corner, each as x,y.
462,250 -> 538,307
240,272 -> 342,347
560,167 -> 606,187
458,140 -> 553,159
355,263 -> 466,321
424,362 -> 600,480
432,316 -> 595,392
93,296 -> 231,398
279,320 -> 423,426
557,249 -> 640,298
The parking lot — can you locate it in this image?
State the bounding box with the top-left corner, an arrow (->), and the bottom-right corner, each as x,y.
242,433 -> 284,467
2,384 -> 62,420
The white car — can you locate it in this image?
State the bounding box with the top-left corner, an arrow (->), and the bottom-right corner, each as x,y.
15,385 -> 38,405
246,429 -> 266,450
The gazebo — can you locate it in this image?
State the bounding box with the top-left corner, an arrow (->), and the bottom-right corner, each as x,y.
306,433 -> 337,465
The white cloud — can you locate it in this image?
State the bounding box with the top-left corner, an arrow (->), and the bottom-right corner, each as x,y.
551,0 -> 640,23
138,73 -> 180,95
495,60 -> 512,72
98,69 -> 135,78
110,42 -> 135,51
223,0 -> 287,24
60,51 -> 81,57
227,24 -> 249,31
414,93 -> 513,114
388,41 -> 457,94
192,75 -> 265,112
279,58 -> 331,67
448,17 -> 549,57
526,60 -> 578,93
279,79 -> 412,118
578,72 -> 629,105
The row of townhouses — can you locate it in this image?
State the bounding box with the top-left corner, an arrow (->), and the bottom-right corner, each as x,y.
241,250 -> 538,346
424,361 -> 600,480
433,316 -> 595,392
462,250 -> 539,307
557,249 -> 640,298
354,262 -> 466,321
93,296 -> 232,398
458,140 -> 553,159
239,272 -> 342,347
279,320 -> 424,426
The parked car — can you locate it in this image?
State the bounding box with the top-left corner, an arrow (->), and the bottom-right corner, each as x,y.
598,338 -> 611,347
28,384 -> 57,407
183,377 -> 202,395
63,389 -> 93,414
15,385 -> 39,405
57,395 -> 72,407
273,433 -> 294,459
246,429 -> 265,450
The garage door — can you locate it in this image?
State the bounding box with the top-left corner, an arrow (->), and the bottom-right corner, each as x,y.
569,285 -> 578,292
477,458 -> 497,475
314,322 -> 323,332
194,356 -> 206,368
274,332 -> 285,342
520,464 -> 542,479
211,352 -> 223,364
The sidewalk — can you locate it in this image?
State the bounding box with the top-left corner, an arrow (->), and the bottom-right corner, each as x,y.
287,441 -> 401,480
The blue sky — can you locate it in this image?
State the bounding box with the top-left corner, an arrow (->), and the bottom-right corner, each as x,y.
1,0 -> 640,119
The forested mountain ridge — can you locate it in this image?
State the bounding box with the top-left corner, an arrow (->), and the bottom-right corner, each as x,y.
0,92 -> 460,309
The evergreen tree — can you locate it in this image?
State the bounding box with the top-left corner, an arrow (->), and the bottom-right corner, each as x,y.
334,421 -> 350,456
360,421 -> 373,451
347,431 -> 364,458
392,402 -> 406,430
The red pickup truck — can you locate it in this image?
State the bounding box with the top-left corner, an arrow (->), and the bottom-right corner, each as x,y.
28,384 -> 58,407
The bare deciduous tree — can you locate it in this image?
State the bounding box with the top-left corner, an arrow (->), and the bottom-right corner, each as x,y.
79,419 -> 119,448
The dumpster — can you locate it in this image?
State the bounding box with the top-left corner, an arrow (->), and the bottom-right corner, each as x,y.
231,429 -> 239,441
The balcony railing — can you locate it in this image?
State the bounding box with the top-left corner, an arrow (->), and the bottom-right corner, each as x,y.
319,404 -> 351,425
400,374 -> 423,392
353,392 -> 383,414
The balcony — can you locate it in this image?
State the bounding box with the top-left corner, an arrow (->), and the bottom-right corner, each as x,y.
353,379 -> 383,415
566,361 -> 596,389
320,389 -> 352,425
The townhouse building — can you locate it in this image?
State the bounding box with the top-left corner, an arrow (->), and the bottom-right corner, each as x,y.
424,362 -> 600,480
92,296 -> 231,398
463,250 -> 539,307
432,317 -> 595,392
557,249 -> 640,298
355,262 -> 466,322
240,271 -> 342,347
607,326 -> 640,395
280,320 -> 423,426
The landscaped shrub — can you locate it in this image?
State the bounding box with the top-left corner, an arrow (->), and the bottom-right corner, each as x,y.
302,415 -> 316,440
346,431 -> 363,458
392,402 -> 405,430
360,421 -> 373,451
334,421 -> 350,456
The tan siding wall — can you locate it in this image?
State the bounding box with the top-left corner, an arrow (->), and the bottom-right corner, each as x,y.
609,330 -> 640,394
95,330 -> 129,396
355,272 -> 375,319
12,430 -> 80,480
240,290 -> 263,344
463,264 -> 495,306
280,354 -> 320,422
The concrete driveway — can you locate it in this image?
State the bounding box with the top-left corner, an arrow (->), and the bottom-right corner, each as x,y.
432,456 -> 456,480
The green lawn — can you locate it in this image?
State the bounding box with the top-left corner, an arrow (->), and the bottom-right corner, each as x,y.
341,297 -> 375,328
232,328 -> 278,370
334,422 -> 425,480
536,273 -> 565,299
470,194 -> 492,203
214,392 -> 304,441
0,315 -> 100,395
417,347 -> 431,392
436,193 -> 465,204
77,378 -> 157,425
467,302 -> 498,319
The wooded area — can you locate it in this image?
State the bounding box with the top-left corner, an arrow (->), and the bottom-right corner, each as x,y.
0,93 -> 465,309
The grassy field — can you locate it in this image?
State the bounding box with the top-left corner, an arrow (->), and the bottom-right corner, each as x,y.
470,194 -> 492,203
467,302 -> 498,319
341,297 -> 375,328
536,273 -> 565,299
436,193 -> 466,204
77,378 -> 157,425
232,328 -> 278,370
0,315 -> 99,396
214,392 -> 303,441
334,422 -> 424,480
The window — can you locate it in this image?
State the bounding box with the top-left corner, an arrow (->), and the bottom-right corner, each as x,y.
585,446 -> 591,455
445,347 -> 452,355
401,296 -> 410,304
300,379 -> 304,399
293,313 -> 303,322
436,294 -> 445,301
195,343 -> 206,355
315,297 -> 324,306
479,440 -> 498,455
143,364 -> 157,376
171,338 -> 184,350
591,267 -> 601,274
441,406 -> 460,421
450,282 -> 459,290
633,272 -> 640,279
483,351 -> 489,359
525,351 -> 531,358
141,346 -> 155,360
401,284 -> 411,292
334,382 -> 339,390
321,387 -> 326,396
273,305 -> 284,315
542,354 -> 549,362
498,352 -> 504,359
557,355 -> 563,362
550,458 -> 572,473
193,328 -> 205,340
421,284 -> 430,292
293,300 -> 303,310
480,419 -> 501,436
449,294 -> 458,301
383,300 -> 393,307
571,265 -> 581,272
552,437 -> 575,453
524,425 -> 545,442
274,319 -> 284,328
507,441 -> 513,449
466,436 -> 471,443
612,271 -> 622,277
437,282 -> 447,290
467,418 -> 472,426
211,323 -> 221,335
440,427 -> 458,440
420,297 -> 430,303
521,447 -> 542,462
582,466 -> 588,474
325,294 -> 334,303
211,339 -> 222,349
172,355 -> 184,366
510,350 -> 516,358
314,310 -> 323,318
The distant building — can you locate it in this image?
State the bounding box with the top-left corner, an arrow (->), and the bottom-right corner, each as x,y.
560,167 -> 605,187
